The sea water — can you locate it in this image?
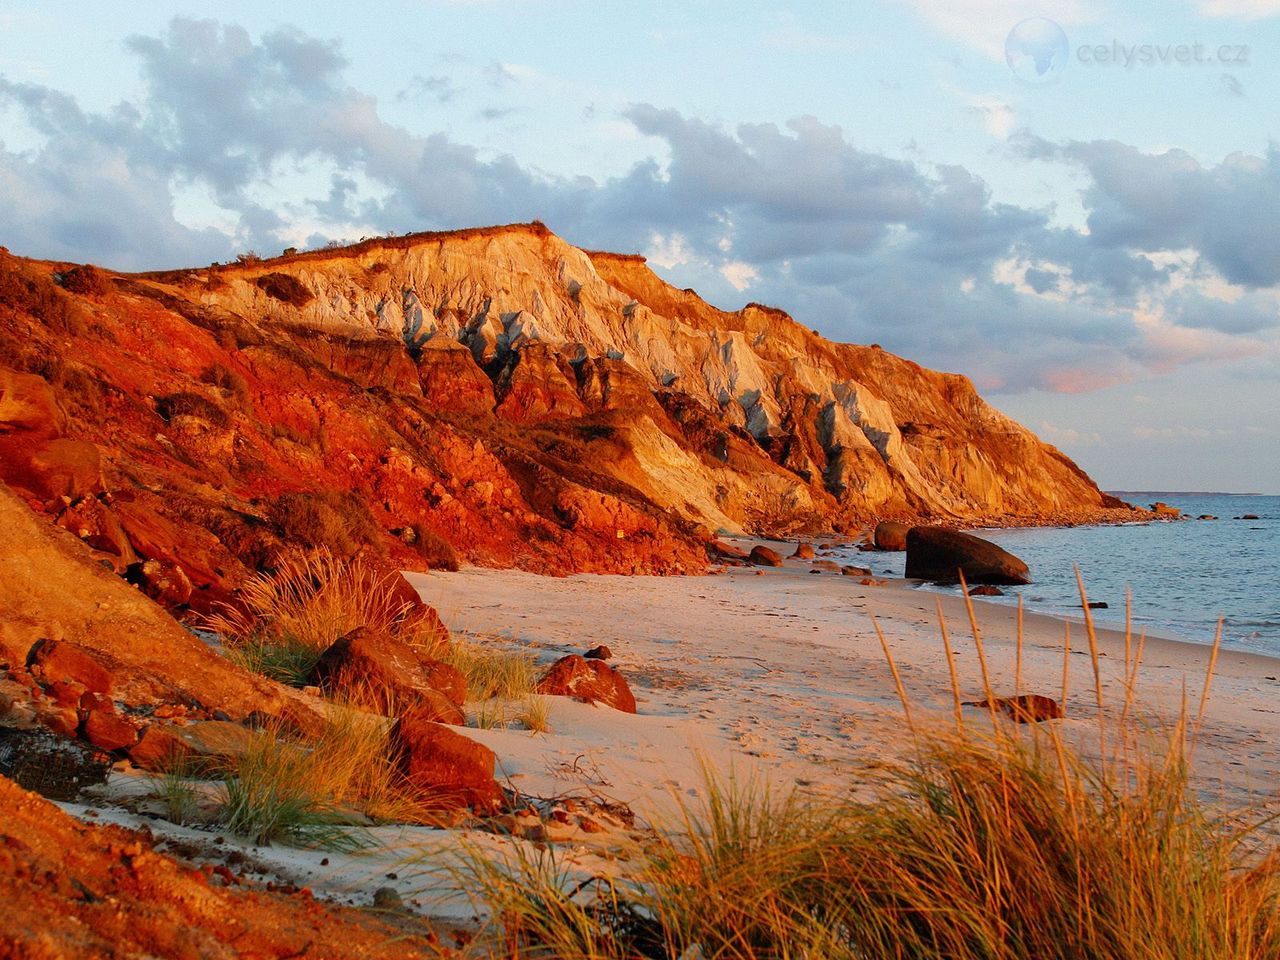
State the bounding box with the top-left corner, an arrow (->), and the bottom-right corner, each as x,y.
836,494 -> 1280,655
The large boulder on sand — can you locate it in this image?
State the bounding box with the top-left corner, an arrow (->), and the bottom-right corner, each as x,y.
309,627 -> 465,724
748,545 -> 783,567
905,526 -> 1031,585
390,706 -> 504,813
873,521 -> 910,551
535,655 -> 637,713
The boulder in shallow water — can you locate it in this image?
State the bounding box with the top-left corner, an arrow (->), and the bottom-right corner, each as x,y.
969,584 -> 1004,597
905,526 -> 1030,585
873,521 -> 910,551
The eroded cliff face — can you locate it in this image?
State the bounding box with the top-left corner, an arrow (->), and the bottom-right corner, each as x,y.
0,222 -> 1120,607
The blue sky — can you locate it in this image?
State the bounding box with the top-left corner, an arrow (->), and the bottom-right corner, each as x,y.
1,1 -> 1277,492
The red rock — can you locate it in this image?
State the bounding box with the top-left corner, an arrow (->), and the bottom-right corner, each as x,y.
29,640 -> 112,697
309,627 -> 466,718
965,694 -> 1064,724
969,584 -> 1004,597
54,497 -> 135,566
710,540 -> 749,561
873,521 -> 910,551
790,542 -> 815,559
810,559 -> 841,573
0,368 -> 66,438
129,721 -> 255,771
82,709 -> 140,751
535,655 -> 637,713
132,558 -> 195,607
583,645 -> 612,661
390,707 -> 504,812
748,545 -> 783,567
841,565 -> 871,576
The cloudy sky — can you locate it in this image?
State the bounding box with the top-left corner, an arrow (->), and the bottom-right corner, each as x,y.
1,1 -> 1277,492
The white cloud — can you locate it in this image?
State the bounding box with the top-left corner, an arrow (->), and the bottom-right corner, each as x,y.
721,261 -> 758,291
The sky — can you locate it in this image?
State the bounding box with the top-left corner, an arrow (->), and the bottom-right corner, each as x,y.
0,1 -> 1277,493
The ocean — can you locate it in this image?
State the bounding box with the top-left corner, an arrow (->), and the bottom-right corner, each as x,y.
834,494 -> 1280,655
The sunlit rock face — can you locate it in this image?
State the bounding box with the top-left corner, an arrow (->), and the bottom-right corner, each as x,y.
0,222 -> 1110,596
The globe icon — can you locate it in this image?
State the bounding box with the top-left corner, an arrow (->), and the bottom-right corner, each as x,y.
1005,18 -> 1069,83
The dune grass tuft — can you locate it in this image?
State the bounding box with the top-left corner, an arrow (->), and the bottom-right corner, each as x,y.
217,708 -> 428,848
204,550 -> 437,686
438,636 -> 537,703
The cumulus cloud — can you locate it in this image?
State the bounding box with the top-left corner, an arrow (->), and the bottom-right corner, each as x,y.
0,16 -> 1276,397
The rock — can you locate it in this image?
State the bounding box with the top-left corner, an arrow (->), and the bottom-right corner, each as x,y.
1087,601 -> 1108,609
128,720 -> 256,771
1198,515 -> 1217,521
748,545 -> 783,567
535,655 -> 637,713
710,540 -> 749,561
873,521 -> 910,551
371,887 -> 403,911
790,543 -> 815,559
583,645 -> 612,661
0,727 -> 110,800
969,585 -> 1004,597
810,559 -> 841,573
859,577 -> 887,587
0,368 -> 66,438
841,565 -> 871,576
81,708 -> 140,752
308,627 -> 466,720
129,558 -> 195,608
1239,514 -> 1260,520
28,640 -> 113,697
904,527 -> 1031,585
1150,501 -> 1181,518
390,706 -> 504,813
964,694 -> 1064,724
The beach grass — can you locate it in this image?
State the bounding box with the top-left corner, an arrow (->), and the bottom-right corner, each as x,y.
438,635 -> 537,703
216,708 -> 426,848
203,550 -> 429,686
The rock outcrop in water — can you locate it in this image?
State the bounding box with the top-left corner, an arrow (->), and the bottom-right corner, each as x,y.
0,222 -> 1126,603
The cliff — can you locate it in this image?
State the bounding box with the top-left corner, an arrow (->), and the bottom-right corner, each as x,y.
0,222 -> 1123,608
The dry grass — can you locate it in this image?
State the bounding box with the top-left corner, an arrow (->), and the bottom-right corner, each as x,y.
515,694 -> 552,734
445,575 -> 1280,959
438,636 -> 537,703
204,551 -> 429,686
218,708 -> 428,848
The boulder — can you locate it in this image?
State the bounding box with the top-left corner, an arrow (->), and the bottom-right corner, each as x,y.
535,655 -> 637,713
964,694 -> 1063,724
583,645 -> 612,661
810,559 -> 841,573
873,521 -> 910,551
0,368 -> 66,438
748,545 -> 783,567
128,720 -> 256,771
28,640 -> 113,697
905,526 -> 1031,585
790,542 -> 815,559
841,565 -> 872,576
309,627 -> 465,720
1150,501 -> 1181,518
969,585 -> 1004,597
710,540 -> 749,561
1239,514 -> 1260,520
390,706 -> 504,813
81,708 -> 140,752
